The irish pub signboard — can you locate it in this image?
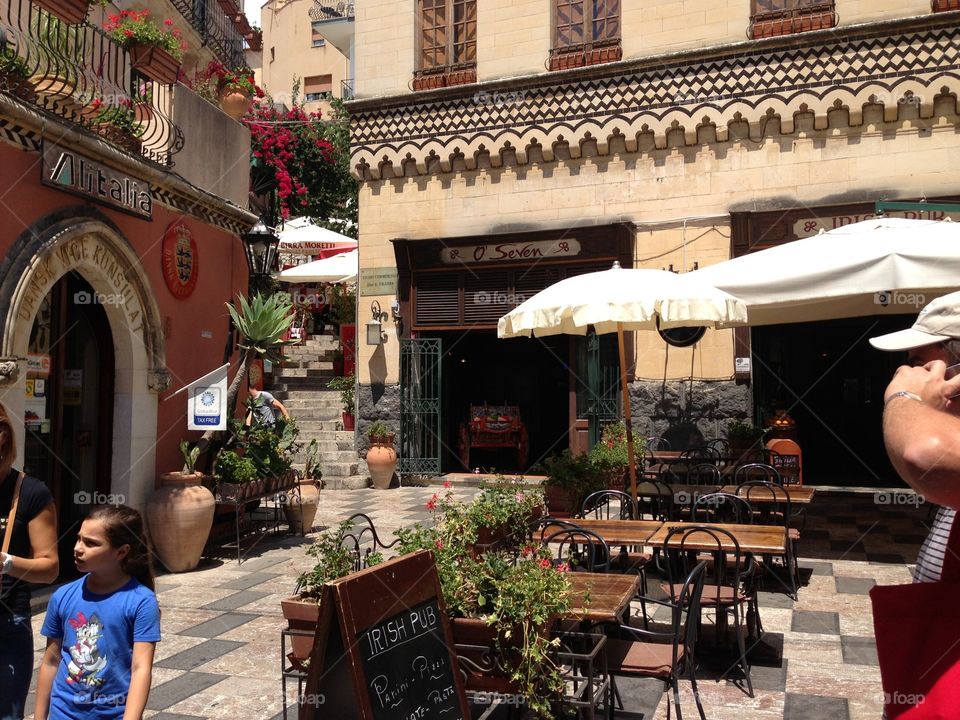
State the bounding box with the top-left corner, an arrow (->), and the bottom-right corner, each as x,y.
42,141 -> 152,219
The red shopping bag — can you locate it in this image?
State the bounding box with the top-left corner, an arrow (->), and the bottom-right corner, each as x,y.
870,516 -> 960,719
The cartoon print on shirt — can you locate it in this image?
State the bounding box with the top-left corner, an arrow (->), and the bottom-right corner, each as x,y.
66,612 -> 108,686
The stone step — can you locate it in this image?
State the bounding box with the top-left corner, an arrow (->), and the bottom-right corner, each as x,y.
273,367 -> 336,379
321,462 -> 360,477
277,397 -> 341,409
323,474 -> 370,490
294,419 -> 350,431
277,360 -> 336,370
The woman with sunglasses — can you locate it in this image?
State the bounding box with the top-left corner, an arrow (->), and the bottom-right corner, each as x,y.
0,403 -> 59,720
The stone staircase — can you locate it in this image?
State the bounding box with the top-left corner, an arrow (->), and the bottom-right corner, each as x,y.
269,333 -> 368,490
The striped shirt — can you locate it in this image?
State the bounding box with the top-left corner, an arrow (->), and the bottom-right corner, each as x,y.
914,507 -> 957,583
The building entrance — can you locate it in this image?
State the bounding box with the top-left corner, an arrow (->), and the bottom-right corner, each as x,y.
752,315 -> 912,487
23,273 -> 115,573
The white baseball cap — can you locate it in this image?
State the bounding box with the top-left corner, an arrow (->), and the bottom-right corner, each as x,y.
869,291 -> 960,351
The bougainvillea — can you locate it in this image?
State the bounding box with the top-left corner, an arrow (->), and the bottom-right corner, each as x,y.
245,103 -> 339,220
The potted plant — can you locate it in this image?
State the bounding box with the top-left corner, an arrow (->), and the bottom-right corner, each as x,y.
542,449 -> 605,516
33,0 -> 101,25
283,438 -> 323,534
463,476 -> 545,551
208,61 -> 263,120
327,372 -> 355,430
104,10 -> 186,85
395,486 -> 569,718
282,518 -> 384,668
588,421 -> 646,489
213,448 -> 258,500
725,420 -> 767,456
87,96 -> 146,153
331,346 -> 344,377
145,441 -> 215,573
366,420 -> 396,489
0,47 -> 35,100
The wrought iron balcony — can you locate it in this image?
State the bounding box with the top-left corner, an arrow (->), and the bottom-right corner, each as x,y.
309,0 -> 353,22
340,77 -> 353,99
168,0 -> 245,68
0,0 -> 184,166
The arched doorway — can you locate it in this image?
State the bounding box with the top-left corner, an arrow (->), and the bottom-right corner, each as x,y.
24,273 -> 116,571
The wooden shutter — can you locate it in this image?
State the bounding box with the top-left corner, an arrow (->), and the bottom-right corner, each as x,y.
463,269 -> 510,325
420,0 -> 448,69
452,0 -> 476,64
592,0 -> 619,42
415,272 -> 459,326
555,0 -> 584,49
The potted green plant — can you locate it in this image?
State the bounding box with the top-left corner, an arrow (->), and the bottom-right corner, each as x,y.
395,486 -> 569,718
88,96 -> 146,153
464,476 -> 545,551
327,372 -> 355,430
542,449 -> 605,516
33,0 -> 101,25
204,61 -> 264,120
0,47 -> 35,99
213,448 -> 258,500
104,10 -> 185,84
281,518 -> 384,668
146,441 -> 215,573
331,346 -> 344,377
589,421 -> 646,489
725,420 -> 767,456
366,420 -> 396,489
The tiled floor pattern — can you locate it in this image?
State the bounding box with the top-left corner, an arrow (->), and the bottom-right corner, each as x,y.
21,487 -> 927,719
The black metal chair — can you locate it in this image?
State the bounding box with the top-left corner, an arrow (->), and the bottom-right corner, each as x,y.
659,525 -> 759,697
646,436 -> 671,451
735,481 -> 800,599
706,437 -> 731,454
340,513 -> 400,571
637,478 -> 676,521
581,490 -> 634,520
607,560 -> 710,720
691,492 -> 754,525
733,462 -> 783,487
685,461 -> 723,486
543,526 -> 614,573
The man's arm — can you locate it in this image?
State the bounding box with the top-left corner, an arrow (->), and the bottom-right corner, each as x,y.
272,398 -> 291,420
883,360 -> 960,508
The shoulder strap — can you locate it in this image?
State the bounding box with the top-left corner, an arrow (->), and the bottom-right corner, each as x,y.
2,471 -> 25,556
940,509 -> 960,582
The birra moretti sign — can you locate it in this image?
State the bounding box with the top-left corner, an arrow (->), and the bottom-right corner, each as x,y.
42,141 -> 152,218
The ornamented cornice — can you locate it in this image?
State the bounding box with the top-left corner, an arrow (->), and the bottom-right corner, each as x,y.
350,21 -> 960,179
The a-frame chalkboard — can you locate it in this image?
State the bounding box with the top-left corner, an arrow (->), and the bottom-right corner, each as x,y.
301,549 -> 470,720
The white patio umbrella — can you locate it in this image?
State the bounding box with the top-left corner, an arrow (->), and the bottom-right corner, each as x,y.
688,217 -> 960,325
277,249 -> 358,283
498,263 -> 748,506
277,217 -> 358,257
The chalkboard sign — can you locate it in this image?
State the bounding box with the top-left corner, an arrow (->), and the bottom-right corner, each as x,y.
770,453 -> 801,485
301,550 -> 469,720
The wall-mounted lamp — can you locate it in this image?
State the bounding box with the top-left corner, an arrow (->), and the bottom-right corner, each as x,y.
367,300 -> 388,345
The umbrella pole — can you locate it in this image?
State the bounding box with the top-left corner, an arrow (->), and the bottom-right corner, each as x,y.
617,323 -> 639,516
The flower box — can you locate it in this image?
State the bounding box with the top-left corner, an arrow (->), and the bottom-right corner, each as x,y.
281,596 -> 321,671
933,0 -> 960,9
129,43 -> 181,85
33,0 -> 89,25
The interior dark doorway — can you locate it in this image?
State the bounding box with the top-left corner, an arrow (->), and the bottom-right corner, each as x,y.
432,330 -> 571,474
752,314 -> 914,487
23,273 -> 116,575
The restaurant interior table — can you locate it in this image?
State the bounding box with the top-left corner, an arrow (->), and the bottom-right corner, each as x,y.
564,572 -> 641,623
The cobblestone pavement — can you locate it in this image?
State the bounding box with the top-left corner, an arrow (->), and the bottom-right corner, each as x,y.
22,485 -> 927,719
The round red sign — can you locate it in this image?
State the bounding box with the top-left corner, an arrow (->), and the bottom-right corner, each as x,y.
161,220 -> 199,299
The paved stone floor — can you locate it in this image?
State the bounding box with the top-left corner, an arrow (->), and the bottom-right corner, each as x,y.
22,485 -> 928,719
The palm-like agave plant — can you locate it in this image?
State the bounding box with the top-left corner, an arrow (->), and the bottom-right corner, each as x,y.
225,292 -> 295,363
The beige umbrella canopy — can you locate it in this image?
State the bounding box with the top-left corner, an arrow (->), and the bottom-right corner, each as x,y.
498,263 -> 748,507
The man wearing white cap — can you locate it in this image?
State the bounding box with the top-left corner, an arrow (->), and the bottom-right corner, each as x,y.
870,290 -> 960,582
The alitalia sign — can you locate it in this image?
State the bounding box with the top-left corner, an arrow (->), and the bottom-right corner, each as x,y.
42,141 -> 152,219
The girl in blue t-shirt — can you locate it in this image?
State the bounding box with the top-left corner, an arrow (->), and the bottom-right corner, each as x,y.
34,505 -> 161,720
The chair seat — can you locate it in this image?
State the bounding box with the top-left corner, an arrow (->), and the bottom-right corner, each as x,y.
614,550 -> 652,571
662,582 -> 746,606
607,637 -> 684,679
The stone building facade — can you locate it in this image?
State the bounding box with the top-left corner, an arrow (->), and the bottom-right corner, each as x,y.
347,0 -> 960,483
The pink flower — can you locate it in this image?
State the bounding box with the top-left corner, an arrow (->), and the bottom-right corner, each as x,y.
539,558 -> 553,569
434,539 -> 443,550
164,18 -> 173,25
442,480 -> 452,489
557,562 -> 570,573
426,494 -> 438,510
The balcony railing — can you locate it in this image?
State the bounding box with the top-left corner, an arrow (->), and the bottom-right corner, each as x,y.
168,0 -> 245,68
0,0 -> 184,166
340,77 -> 353,99
309,0 -> 353,22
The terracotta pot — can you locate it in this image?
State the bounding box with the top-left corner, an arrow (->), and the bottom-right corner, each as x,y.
283,479 -> 320,534
281,596 -> 321,671
32,0 -> 88,24
129,43 -> 181,85
147,472 -> 215,573
218,87 -> 251,121
342,412 -> 355,431
545,485 -> 578,517
367,441 -> 397,489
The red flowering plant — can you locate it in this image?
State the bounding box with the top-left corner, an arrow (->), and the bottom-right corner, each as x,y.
88,96 -> 145,138
104,10 -> 186,61
394,479 -> 568,718
204,60 -> 264,98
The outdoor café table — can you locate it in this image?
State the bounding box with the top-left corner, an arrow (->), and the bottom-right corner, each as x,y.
564,572 -> 642,624
572,518 -> 663,546
647,521 -> 787,556
719,484 -> 816,504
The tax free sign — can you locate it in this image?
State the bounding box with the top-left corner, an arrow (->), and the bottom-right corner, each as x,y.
168,364 -> 229,431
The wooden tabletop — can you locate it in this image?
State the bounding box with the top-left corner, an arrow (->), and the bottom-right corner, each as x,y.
564,572 -> 641,623
634,482 -> 722,500
571,518 -> 664,545
719,485 -> 816,504
647,521 -> 787,555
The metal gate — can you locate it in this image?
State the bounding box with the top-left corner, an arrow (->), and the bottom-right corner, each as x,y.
399,337 -> 443,478
577,332 -> 621,448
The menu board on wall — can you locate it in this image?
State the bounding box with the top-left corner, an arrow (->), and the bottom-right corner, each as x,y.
302,550 -> 468,720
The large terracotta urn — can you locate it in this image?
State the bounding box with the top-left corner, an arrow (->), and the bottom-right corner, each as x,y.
218,86 -> 251,121
146,472 -> 215,572
283,477 -> 320,535
367,435 -> 397,489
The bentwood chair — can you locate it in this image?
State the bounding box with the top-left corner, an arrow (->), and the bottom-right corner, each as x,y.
543,526 -> 614,574
733,462 -> 783,487
735,480 -> 801,599
659,525 -> 759,697
691,492 -> 754,525
607,560 -> 709,720
580,490 -> 653,587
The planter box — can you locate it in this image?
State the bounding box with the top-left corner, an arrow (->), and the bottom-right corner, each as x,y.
933,0 -> 960,10
450,616 -> 522,694
281,596 -> 321,671
129,43 -> 181,85
545,486 -> 578,517
33,0 -> 88,24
